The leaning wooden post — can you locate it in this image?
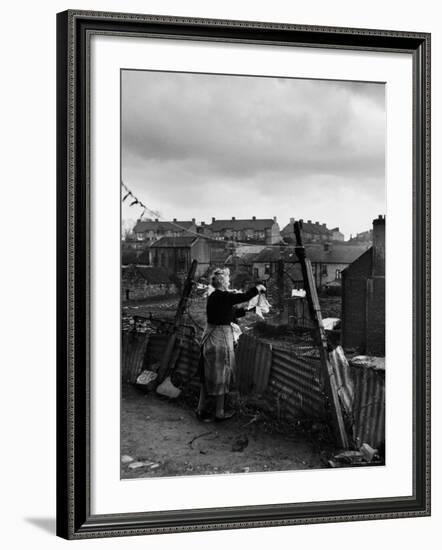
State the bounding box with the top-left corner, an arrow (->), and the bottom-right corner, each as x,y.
156,260 -> 198,383
294,222 -> 349,449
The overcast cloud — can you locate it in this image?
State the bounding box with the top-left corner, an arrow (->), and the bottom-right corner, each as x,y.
122,70 -> 385,238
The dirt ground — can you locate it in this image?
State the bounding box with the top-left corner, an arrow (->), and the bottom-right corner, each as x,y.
121,384 -> 330,479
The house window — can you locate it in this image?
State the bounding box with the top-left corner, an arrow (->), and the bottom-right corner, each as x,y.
265,264 -> 271,275
321,264 -> 328,276
253,268 -> 259,279
335,269 -> 342,280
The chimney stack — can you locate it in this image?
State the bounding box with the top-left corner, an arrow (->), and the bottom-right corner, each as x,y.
201,221 -> 205,226
173,218 -> 177,222
155,218 -> 159,222
252,216 -> 256,221
192,218 -> 195,223
307,220 -> 312,224
290,217 -> 295,223
372,215 -> 385,276
232,216 -> 236,221
315,221 -> 319,226
212,217 -> 216,223
273,216 -> 277,222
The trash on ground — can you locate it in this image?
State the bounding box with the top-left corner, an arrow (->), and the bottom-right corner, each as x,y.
136,370 -> 158,385
156,376 -> 182,398
322,317 -> 341,330
360,443 -> 379,462
121,455 -> 134,464
329,444 -> 381,467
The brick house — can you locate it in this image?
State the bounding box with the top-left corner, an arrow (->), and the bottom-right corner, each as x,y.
133,218 -> 197,243
198,216 -> 281,245
341,215 -> 385,356
149,236 -> 210,279
281,218 -> 344,243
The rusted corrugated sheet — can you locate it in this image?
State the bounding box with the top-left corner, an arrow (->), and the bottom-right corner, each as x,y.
121,331 -> 150,383
350,363 -> 385,449
235,334 -> 272,395
266,345 -> 326,419
174,336 -> 201,391
329,346 -> 355,415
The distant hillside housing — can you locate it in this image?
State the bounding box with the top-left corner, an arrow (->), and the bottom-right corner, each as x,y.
281,218 -> 344,243
198,217 -> 281,245
347,228 -> 373,245
133,218 -> 197,242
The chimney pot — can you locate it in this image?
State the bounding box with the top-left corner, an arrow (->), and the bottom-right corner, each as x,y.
252,216 -> 256,221
192,218 -> 195,223
155,218 -> 159,222
290,217 -> 295,223
173,218 -> 177,222
232,216 -> 236,221
201,221 -> 205,226
273,216 -> 277,222
212,217 -> 215,223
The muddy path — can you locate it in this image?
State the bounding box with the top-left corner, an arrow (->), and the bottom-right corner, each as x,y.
121,384 -> 330,479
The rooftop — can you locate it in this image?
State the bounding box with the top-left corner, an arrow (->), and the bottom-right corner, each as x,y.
150,236 -> 200,248
204,218 -> 277,232
134,219 -> 195,233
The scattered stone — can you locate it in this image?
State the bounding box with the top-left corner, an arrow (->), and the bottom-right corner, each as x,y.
128,461 -> 146,469
231,435 -> 249,452
149,463 -> 160,470
121,455 -> 134,464
242,467 -> 250,473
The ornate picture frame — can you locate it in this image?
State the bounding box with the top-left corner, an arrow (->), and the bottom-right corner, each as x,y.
56,10 -> 430,539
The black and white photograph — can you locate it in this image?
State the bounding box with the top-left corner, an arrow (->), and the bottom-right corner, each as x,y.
120,69 -> 386,479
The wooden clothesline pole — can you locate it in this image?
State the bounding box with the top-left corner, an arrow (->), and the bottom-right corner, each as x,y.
294,221 -> 349,449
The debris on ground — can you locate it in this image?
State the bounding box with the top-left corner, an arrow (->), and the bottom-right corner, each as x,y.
127,459 -> 158,469
328,444 -> 380,468
121,455 -> 134,464
231,435 -> 249,452
156,375 -> 181,398
136,370 -> 158,386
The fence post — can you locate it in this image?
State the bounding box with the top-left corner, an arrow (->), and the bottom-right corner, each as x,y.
294,221 -> 349,449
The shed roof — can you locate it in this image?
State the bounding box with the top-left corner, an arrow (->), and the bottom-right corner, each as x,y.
305,244 -> 367,264
150,236 -> 199,248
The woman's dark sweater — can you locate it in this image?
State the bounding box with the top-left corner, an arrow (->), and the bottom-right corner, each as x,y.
206,287 -> 259,326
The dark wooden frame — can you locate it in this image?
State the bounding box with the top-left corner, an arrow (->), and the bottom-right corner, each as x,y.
56,9 -> 431,540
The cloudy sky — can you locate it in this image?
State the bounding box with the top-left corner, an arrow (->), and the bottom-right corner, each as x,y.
122,69 -> 385,238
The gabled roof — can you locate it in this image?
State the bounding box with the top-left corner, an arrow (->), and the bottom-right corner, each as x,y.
205,218 -> 277,231
305,244 -> 367,264
133,219 -> 195,233
210,249 -> 232,263
150,236 -> 199,248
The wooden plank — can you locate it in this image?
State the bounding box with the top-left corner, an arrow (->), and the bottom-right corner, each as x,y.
294,222 -> 349,449
156,260 -> 198,383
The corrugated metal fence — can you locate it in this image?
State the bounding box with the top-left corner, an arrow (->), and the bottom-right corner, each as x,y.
122,326 -> 384,449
